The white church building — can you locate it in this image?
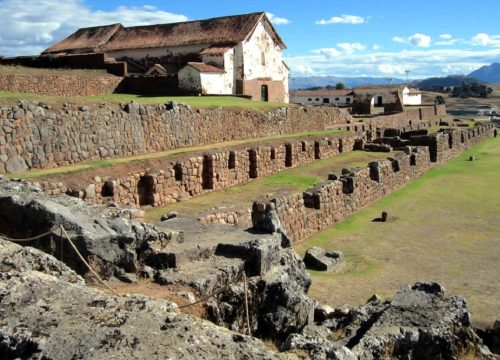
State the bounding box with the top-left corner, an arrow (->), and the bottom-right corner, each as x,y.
44,12 -> 290,102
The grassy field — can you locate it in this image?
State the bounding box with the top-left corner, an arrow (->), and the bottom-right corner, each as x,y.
0,90 -> 287,110
14,129 -> 346,180
145,150 -> 395,222
295,137 -> 500,325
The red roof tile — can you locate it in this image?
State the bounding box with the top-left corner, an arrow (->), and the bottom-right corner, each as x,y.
186,62 -> 225,73
43,24 -> 122,54
44,12 -> 286,55
199,46 -> 234,55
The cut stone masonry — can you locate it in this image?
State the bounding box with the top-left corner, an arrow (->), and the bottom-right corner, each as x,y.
252,124 -> 496,243
0,102 -> 445,174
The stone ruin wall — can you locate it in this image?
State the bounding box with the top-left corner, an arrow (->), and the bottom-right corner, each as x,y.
0,72 -> 123,97
35,116 -> 442,210
0,102 -> 444,175
0,102 -> 354,174
36,134 -> 360,207
252,124 -> 495,243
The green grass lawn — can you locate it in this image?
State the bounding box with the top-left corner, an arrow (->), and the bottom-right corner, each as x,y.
14,129 -> 346,180
145,150 -> 395,222
0,90 -> 287,111
295,137 -> 500,325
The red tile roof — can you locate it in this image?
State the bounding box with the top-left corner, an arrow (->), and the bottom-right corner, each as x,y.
199,46 -> 234,55
186,62 -> 225,73
44,12 -> 285,55
43,24 -> 122,54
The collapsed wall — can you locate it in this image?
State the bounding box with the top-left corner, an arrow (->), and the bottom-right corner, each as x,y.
252,124 -> 495,243
0,101 -> 444,174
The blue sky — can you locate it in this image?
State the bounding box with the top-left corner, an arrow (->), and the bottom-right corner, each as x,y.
1,0 -> 500,78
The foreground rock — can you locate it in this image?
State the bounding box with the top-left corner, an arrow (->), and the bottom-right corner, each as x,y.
283,282 -> 494,359
303,247 -> 344,272
0,178 -> 172,279
0,239 -> 277,359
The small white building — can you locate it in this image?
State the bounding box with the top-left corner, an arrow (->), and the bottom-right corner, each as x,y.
401,86 -> 422,105
44,12 -> 289,103
290,89 -> 354,106
354,85 -> 421,106
178,62 -> 227,94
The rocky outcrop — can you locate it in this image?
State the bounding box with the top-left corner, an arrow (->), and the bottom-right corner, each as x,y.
197,210 -> 315,340
0,177 -> 496,358
282,283 -> 494,359
0,177 -> 172,279
0,177 -> 315,344
0,239 -> 278,359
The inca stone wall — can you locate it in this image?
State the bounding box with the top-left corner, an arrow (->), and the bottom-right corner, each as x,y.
252,124 -> 495,243
0,73 -> 123,97
0,101 -> 354,174
0,101 -> 443,174
35,133 -> 362,207
33,117 -> 442,209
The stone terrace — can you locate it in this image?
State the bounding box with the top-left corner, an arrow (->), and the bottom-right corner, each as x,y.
252,124 -> 496,243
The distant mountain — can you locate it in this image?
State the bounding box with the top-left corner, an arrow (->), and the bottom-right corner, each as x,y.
414,75 -> 481,89
289,76 -> 407,90
468,63 -> 500,84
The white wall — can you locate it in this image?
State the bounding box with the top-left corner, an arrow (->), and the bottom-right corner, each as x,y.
200,73 -> 228,94
402,87 -> 422,105
282,63 -> 289,103
201,49 -> 235,94
241,21 -> 286,82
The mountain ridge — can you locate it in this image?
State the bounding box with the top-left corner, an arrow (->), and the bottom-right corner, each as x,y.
468,63 -> 500,83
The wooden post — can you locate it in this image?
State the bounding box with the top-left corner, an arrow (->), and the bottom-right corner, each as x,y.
243,273 -> 251,336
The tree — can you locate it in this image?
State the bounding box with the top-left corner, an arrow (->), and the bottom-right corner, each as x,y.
435,96 -> 446,105
335,82 -> 346,90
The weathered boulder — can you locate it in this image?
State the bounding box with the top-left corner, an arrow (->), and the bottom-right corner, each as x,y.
0,239 -> 278,360
281,334 -> 356,360
251,202 -> 291,248
477,320 -> 500,355
0,178 -> 170,279
303,247 -> 344,272
284,282 -> 494,359
208,236 -> 315,341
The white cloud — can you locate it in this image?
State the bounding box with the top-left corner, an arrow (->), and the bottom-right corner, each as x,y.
377,64 -> 407,75
471,33 -> 500,47
285,47 -> 500,78
393,33 -> 431,47
315,15 -> 365,25
312,48 -> 341,60
312,43 -> 366,60
0,0 -> 188,56
337,42 -> 366,54
294,64 -> 315,75
372,44 -> 381,51
435,34 -> 460,46
265,12 -> 290,25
